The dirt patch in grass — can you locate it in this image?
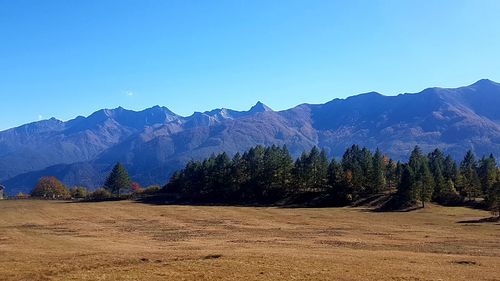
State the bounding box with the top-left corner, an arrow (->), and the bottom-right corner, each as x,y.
203,254 -> 223,260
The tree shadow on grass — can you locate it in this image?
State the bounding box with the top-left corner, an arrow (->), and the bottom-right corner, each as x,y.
132,193 -> 346,209
62,197 -> 129,204
457,216 -> 500,224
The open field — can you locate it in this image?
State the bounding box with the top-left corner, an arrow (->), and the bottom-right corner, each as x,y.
0,200 -> 499,281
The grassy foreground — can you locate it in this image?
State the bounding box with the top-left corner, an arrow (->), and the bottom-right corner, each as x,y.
0,200 -> 498,281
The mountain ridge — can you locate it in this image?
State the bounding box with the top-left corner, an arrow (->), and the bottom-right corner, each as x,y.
2,79 -> 500,195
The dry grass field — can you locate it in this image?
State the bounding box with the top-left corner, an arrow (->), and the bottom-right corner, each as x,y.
0,200 -> 498,281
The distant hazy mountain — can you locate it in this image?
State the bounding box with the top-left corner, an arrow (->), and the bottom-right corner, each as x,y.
2,79 -> 500,195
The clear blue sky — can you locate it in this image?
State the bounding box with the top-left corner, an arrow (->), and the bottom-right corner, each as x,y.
1,0 -> 500,130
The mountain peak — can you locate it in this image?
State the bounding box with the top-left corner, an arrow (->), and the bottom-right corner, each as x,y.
248,101 -> 272,113
143,105 -> 176,116
470,79 -> 499,88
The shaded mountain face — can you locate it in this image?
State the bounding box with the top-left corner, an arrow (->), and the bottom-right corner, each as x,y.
2,79 -> 500,195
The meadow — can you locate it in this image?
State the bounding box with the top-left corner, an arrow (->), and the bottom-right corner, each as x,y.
0,200 -> 498,281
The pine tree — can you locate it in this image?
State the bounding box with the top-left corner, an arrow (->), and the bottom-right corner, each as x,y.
360,147 -> 374,194
417,161 -> 434,208
104,162 -> 132,196
395,165 -> 415,207
341,145 -> 369,199
276,145 -> 294,194
432,166 -> 447,201
370,148 -> 386,194
229,153 -> 246,200
328,158 -> 350,204
293,151 -> 310,193
428,149 -> 445,174
310,147 -> 329,192
406,146 -> 434,207
212,152 -> 232,201
458,150 -> 482,201
478,154 -> 498,204
408,145 -> 424,172
243,146 -> 266,201
262,145 -> 290,200
428,148 -> 446,199
489,182 -> 500,218
385,159 -> 398,192
442,155 -> 458,182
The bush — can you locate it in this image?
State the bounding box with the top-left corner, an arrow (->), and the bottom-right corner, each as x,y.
130,185 -> 161,199
131,182 -> 142,193
435,192 -> 463,206
87,188 -> 112,201
31,177 -> 70,200
142,185 -> 161,195
15,192 -> 30,199
70,186 -> 89,199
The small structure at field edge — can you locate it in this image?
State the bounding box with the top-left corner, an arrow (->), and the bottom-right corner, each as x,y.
0,185 -> 5,199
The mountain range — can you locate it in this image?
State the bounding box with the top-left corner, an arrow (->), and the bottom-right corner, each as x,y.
2,79 -> 500,195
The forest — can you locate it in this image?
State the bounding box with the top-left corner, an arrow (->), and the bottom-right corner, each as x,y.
165,145 -> 500,213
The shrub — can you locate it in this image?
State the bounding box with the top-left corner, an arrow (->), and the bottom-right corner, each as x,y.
31,177 -> 70,200
142,185 -> 161,195
15,192 -> 30,199
70,186 -> 88,199
87,188 -> 112,201
131,182 -> 142,193
130,185 -> 160,199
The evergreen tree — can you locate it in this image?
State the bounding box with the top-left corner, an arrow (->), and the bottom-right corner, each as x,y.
407,146 -> 434,207
293,151 -> 310,192
408,146 -> 424,172
229,153 -> 246,199
385,159 -> 398,191
310,147 -> 329,192
428,148 -> 446,199
417,161 -> 434,208
370,148 -> 386,194
211,152 -> 232,201
489,182 -> 500,218
478,154 -> 498,204
432,166 -> 447,201
328,158 -> 350,204
292,147 -> 329,192
262,145 -> 288,200
242,146 -> 266,200
341,145 -> 369,199
458,150 -> 482,201
104,162 -> 132,196
360,147 -> 374,194
275,145 -> 294,194
442,155 -> 458,182
428,149 -> 445,174
395,165 -> 415,207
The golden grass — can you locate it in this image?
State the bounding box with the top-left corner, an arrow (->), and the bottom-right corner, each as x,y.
0,200 -> 498,281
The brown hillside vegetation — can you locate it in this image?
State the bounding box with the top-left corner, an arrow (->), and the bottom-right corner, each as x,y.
0,200 -> 498,281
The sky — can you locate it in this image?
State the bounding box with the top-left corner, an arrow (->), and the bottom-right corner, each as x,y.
1,0 -> 500,130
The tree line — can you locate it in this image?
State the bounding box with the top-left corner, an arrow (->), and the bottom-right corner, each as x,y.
165,145 -> 500,215
26,163 -> 159,201
20,144 -> 500,216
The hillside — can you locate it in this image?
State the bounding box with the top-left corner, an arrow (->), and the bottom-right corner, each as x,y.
2,79 -> 500,194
